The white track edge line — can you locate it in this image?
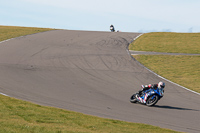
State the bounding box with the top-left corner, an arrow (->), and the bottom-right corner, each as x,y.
0,92 -> 9,96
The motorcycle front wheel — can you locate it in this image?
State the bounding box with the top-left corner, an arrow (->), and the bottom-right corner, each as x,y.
146,95 -> 159,106
130,94 -> 137,103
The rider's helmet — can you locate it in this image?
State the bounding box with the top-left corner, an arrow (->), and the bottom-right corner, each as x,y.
158,81 -> 165,89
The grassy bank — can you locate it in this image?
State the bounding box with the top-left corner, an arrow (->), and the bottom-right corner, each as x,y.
0,95 -> 180,133
0,26 -> 180,132
129,32 -> 200,93
129,32 -> 200,54
0,26 -> 55,41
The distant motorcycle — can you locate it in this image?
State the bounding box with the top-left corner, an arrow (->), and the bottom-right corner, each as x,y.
130,87 -> 164,106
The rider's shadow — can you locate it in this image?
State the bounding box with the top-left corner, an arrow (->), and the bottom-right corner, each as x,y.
154,105 -> 199,112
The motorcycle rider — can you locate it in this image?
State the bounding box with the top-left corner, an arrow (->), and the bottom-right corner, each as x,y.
110,25 -> 115,32
137,81 -> 165,99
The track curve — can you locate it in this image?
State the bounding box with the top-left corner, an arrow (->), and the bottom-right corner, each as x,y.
0,30 -> 199,133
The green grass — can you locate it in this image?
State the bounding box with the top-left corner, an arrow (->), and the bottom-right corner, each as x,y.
0,26 -> 181,132
129,32 -> 200,54
0,94 -> 180,133
0,25 -> 55,42
133,55 -> 200,93
129,32 -> 200,93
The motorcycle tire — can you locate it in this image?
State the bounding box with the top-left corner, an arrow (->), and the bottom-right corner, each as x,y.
146,95 -> 159,106
130,94 -> 137,103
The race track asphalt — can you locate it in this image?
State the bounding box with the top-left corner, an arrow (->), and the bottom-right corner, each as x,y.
0,30 -> 199,133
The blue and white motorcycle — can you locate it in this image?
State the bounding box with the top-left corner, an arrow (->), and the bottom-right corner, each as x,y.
130,87 -> 164,106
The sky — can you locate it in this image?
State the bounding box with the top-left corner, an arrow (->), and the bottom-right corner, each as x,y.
1,0 -> 200,33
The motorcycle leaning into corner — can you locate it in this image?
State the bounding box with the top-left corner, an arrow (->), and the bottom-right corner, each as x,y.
130,82 -> 165,106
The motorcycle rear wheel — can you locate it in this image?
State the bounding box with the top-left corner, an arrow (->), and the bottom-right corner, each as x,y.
146,95 -> 159,106
130,94 -> 137,103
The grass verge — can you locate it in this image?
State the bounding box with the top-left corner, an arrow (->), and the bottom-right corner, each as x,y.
0,25 -> 55,42
129,32 -> 200,54
0,94 -> 180,133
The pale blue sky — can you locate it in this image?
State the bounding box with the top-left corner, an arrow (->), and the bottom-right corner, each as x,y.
1,0 -> 200,33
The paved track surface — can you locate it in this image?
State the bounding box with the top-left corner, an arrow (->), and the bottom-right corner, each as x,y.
0,30 -> 199,133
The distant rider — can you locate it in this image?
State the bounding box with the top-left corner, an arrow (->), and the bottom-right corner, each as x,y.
110,25 -> 115,32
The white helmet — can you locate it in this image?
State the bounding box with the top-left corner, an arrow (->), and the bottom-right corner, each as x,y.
158,81 -> 165,89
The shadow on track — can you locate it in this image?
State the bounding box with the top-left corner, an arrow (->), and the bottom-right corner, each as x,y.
154,105 -> 199,111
